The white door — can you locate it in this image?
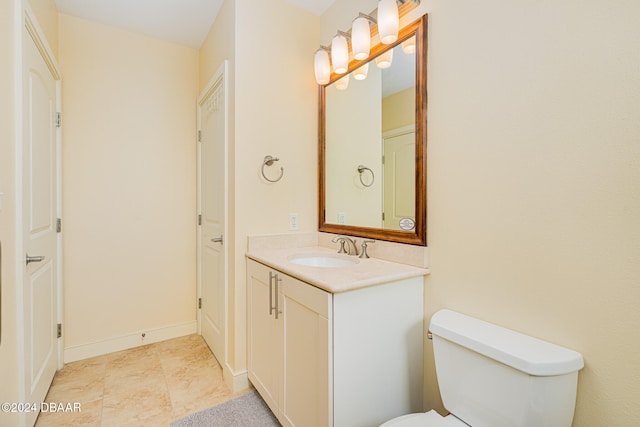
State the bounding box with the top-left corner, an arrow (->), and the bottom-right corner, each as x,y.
22,27 -> 59,426
383,127 -> 416,230
197,64 -> 227,365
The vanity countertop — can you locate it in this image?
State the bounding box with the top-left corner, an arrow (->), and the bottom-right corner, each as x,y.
246,245 -> 429,293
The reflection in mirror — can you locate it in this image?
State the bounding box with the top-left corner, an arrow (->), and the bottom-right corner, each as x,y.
319,16 -> 427,246
325,42 -> 415,231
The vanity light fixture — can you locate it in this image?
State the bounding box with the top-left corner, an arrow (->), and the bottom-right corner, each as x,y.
335,74 -> 350,90
314,46 -> 331,85
352,13 -> 376,61
331,31 -> 350,74
375,48 -> 393,69
353,63 -> 369,81
378,0 -> 400,44
313,0 -> 420,85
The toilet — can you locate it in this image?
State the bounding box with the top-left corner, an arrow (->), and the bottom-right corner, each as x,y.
382,309 -> 584,427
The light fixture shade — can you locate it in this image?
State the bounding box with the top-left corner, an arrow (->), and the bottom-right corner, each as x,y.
314,49 -> 331,85
352,17 -> 371,61
377,0 -> 399,45
331,33 -> 349,74
353,63 -> 369,80
335,74 -> 350,90
375,49 -> 394,69
402,36 -> 416,54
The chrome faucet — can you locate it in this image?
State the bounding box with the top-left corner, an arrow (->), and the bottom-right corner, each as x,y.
359,240 -> 375,259
331,235 -> 358,256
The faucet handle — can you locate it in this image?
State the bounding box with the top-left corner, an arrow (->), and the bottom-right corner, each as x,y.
359,240 -> 375,259
332,236 -> 348,254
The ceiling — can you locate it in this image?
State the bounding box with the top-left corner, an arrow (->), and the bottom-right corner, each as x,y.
54,0 -> 337,49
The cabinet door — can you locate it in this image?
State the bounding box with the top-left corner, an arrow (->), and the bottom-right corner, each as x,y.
333,277 -> 424,427
247,260 -> 282,416
280,274 -> 332,427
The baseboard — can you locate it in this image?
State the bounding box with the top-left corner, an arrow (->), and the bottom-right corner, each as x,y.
223,363 -> 250,393
63,320 -> 198,363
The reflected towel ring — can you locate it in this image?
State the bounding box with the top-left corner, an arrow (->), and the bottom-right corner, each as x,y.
357,165 -> 374,187
262,155 -> 284,183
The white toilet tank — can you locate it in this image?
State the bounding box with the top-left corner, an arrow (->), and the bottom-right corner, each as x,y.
429,310 -> 584,427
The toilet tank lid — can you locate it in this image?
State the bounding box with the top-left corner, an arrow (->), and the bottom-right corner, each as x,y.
429,309 -> 584,376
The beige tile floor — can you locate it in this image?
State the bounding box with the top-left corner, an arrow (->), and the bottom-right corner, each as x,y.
35,334 -> 251,426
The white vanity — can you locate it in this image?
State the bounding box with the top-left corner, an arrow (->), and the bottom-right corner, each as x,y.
246,234 -> 429,427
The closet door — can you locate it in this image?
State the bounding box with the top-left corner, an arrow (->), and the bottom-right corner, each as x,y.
198,64 -> 227,366
22,22 -> 60,427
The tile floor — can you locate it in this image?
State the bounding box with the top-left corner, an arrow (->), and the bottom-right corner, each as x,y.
35,334 -> 251,426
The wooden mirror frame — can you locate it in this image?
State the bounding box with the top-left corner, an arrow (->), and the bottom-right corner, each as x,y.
319,15 -> 427,245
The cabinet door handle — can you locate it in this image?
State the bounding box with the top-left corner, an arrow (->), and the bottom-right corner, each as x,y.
274,273 -> 282,320
269,271 -> 275,316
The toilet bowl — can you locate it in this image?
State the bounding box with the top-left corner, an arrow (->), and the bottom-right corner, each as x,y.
381,309 -> 584,427
381,410 -> 467,426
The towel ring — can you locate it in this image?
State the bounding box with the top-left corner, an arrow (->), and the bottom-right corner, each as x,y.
357,165 -> 374,187
262,155 -> 284,183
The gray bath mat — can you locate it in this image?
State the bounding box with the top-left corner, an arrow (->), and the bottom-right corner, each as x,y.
171,390 -> 280,427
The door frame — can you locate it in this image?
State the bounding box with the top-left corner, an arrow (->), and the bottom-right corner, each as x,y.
196,61 -> 229,365
14,2 -> 63,423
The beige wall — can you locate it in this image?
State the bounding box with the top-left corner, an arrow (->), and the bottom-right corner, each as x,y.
233,0 -> 318,372
27,0 -> 58,58
199,0 -> 319,374
199,0 -> 235,93
423,1 -> 640,424
326,67 -> 382,228
58,14 -> 199,353
323,0 -> 640,425
382,87 -> 413,132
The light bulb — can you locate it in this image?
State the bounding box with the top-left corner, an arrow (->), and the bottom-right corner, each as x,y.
402,36 -> 416,54
353,63 -> 369,80
377,0 -> 399,45
314,49 -> 330,85
375,49 -> 393,69
352,16 -> 371,61
331,33 -> 349,74
336,74 -> 350,90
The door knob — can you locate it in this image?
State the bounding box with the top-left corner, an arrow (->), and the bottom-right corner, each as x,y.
210,235 -> 223,244
26,254 -> 45,266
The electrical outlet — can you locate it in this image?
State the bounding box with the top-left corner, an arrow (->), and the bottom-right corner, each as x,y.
289,213 -> 299,230
338,212 -> 346,224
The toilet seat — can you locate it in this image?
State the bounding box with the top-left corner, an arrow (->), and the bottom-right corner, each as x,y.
380,410 -> 467,427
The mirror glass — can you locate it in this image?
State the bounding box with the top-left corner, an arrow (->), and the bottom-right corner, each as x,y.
319,17 -> 426,245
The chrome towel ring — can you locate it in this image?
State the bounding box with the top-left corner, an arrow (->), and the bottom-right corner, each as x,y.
262,155 -> 284,183
357,165 -> 374,187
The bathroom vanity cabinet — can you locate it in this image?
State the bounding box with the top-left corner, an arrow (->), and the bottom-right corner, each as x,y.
248,260 -> 331,427
247,258 -> 424,427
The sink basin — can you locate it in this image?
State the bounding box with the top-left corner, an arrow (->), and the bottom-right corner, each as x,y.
288,254 -> 358,268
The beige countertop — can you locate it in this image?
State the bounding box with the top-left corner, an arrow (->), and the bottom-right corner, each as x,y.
246,245 -> 429,293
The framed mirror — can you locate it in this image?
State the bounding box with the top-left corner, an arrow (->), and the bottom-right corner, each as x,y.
319,15 -> 427,245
